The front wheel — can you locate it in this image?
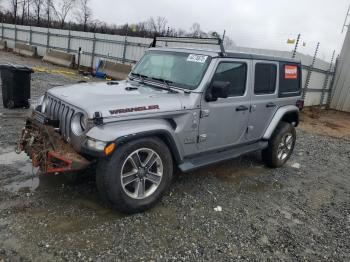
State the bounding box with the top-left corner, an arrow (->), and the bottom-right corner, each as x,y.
262,122 -> 296,168
96,137 -> 173,214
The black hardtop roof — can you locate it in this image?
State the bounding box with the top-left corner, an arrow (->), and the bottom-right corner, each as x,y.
150,47 -> 301,64
224,51 -> 300,64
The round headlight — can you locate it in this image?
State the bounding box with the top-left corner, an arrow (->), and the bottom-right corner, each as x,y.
80,114 -> 88,130
71,113 -> 88,136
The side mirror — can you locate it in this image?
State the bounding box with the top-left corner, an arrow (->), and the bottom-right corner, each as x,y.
206,81 -> 230,101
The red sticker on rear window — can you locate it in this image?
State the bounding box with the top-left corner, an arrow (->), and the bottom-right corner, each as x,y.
285,65 -> 298,79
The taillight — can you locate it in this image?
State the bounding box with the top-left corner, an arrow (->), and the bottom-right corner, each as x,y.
296,99 -> 304,110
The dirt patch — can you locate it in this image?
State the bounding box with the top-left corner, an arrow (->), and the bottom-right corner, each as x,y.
299,107 -> 350,138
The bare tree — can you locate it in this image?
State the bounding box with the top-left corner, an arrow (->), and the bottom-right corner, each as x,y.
156,16 -> 167,35
75,0 -> 91,31
190,23 -> 205,38
89,19 -> 104,32
146,17 -> 156,33
176,28 -> 186,37
51,0 -> 75,28
32,0 -> 43,25
45,0 -> 52,27
26,0 -> 31,24
136,21 -> 147,35
8,0 -> 19,23
146,16 -> 168,35
20,0 -> 28,25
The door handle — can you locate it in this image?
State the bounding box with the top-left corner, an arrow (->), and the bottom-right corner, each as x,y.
266,102 -> 277,108
236,105 -> 249,111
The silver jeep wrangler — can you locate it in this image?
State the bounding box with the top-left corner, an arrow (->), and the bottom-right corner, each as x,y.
19,37 -> 303,213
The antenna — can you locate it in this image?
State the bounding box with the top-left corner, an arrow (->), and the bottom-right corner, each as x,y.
222,30 -> 226,42
341,4 -> 350,33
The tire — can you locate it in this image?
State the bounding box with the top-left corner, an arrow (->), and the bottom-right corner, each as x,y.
262,122 -> 296,168
96,137 -> 173,214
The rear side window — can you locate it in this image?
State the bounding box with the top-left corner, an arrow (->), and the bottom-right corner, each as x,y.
254,63 -> 277,95
212,62 -> 247,97
279,63 -> 302,97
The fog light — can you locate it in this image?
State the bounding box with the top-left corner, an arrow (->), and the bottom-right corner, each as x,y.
86,138 -> 106,151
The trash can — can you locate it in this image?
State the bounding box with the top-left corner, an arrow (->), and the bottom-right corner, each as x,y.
0,64 -> 33,109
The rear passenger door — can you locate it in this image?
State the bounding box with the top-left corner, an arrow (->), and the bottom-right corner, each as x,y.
246,61 -> 279,141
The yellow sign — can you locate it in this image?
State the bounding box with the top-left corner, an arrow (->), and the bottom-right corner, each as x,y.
287,39 -> 296,44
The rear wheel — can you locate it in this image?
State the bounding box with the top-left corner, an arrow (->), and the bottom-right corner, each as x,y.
96,137 -> 173,214
262,122 -> 296,168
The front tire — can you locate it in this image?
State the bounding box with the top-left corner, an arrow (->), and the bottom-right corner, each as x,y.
262,122 -> 296,168
96,137 -> 173,214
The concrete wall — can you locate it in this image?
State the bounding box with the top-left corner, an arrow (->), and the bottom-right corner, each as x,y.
330,28 -> 350,112
43,49 -> 75,68
0,23 -> 334,107
0,40 -> 6,50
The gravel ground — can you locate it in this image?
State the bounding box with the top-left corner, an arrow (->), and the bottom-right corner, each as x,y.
1,51 -> 350,261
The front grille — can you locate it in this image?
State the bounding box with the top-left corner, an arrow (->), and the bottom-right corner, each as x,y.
45,96 -> 76,140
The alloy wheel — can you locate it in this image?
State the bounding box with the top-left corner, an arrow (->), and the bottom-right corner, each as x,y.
277,133 -> 293,161
120,148 -> 163,199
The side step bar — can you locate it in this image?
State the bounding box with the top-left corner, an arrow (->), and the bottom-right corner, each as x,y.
178,141 -> 268,173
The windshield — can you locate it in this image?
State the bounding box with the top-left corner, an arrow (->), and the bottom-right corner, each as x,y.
131,51 -> 211,90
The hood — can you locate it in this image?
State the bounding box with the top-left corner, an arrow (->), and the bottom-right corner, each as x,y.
47,80 -> 184,119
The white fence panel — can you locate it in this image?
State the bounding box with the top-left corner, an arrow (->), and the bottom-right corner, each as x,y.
49,28 -> 69,50
16,25 -> 30,43
308,71 -> 326,90
305,92 -> 322,106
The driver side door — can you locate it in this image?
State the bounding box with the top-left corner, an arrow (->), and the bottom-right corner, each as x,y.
197,58 -> 252,152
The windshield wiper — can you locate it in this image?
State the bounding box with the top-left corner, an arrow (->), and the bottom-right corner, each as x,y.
151,77 -> 178,93
130,72 -> 149,82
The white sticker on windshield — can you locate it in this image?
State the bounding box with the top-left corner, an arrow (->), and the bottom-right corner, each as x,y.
187,54 -> 208,63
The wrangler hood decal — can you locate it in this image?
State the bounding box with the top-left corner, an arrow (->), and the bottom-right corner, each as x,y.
109,105 -> 160,115
47,80 -> 182,119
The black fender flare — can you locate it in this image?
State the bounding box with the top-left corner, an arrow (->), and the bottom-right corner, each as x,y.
114,129 -> 182,164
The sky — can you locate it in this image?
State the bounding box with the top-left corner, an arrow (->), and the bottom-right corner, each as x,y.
89,0 -> 350,61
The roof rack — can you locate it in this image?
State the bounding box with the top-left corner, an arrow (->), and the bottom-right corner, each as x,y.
150,36 -> 226,56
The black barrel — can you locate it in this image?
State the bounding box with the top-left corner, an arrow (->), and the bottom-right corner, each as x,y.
0,64 -> 33,109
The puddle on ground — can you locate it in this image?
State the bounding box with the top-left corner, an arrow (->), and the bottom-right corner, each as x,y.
4,177 -> 40,193
0,149 -> 65,193
0,151 -> 36,173
0,151 -> 125,228
0,149 -> 40,192
0,150 -> 28,164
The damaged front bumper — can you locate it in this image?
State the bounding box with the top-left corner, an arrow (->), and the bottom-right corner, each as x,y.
18,111 -> 90,174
